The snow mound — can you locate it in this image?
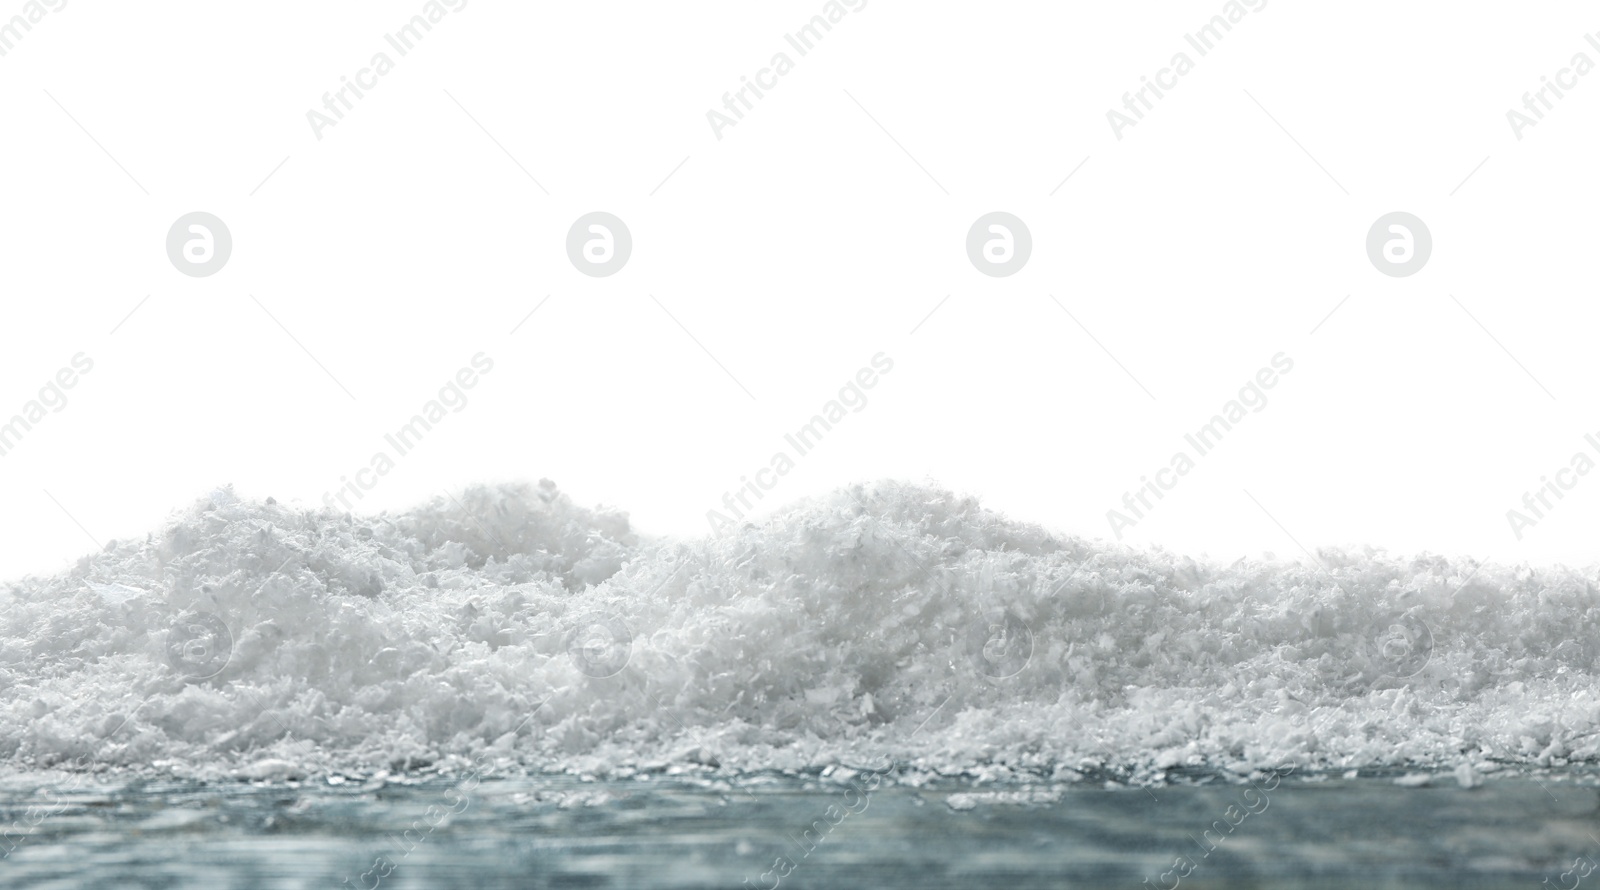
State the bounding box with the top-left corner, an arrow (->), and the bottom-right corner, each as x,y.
2,479 -> 1596,784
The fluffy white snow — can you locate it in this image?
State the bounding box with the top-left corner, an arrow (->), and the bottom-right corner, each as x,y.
2,479 -> 1595,785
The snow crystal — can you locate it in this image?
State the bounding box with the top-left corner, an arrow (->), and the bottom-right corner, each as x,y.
2,479 -> 1595,787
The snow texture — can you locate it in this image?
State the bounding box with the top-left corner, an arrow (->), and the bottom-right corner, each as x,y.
2,479 -> 1595,785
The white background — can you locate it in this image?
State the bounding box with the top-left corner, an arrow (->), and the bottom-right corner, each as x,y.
2,1 -> 1597,581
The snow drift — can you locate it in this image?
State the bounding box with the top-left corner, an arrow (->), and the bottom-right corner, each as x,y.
2,479 -> 1596,784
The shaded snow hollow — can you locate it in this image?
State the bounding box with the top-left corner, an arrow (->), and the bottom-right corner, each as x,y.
2,480 -> 1597,785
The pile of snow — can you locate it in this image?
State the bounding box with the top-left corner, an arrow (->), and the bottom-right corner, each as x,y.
1,479 -> 1596,784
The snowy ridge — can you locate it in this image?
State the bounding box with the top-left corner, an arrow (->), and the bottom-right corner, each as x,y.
2,480 -> 1597,784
